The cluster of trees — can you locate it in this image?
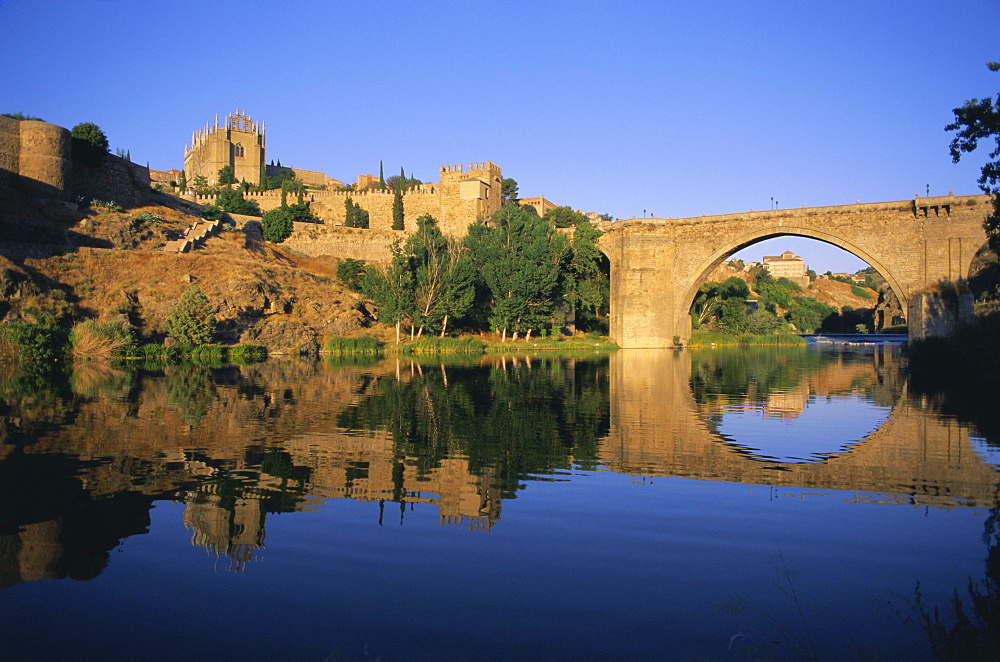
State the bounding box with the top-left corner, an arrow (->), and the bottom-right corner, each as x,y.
691,269 -> 868,334
344,204 -> 609,341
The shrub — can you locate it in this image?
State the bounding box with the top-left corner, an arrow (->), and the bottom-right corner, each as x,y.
0,323 -> 70,363
262,207 -> 293,243
166,286 -> 216,345
201,204 -> 224,222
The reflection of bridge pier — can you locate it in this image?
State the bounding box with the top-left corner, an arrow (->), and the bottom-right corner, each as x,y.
602,349 -> 1000,507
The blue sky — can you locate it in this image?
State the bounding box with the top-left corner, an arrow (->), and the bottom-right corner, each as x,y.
2,0 -> 998,272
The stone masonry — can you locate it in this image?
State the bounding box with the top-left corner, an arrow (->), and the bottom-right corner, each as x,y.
598,195 -> 991,347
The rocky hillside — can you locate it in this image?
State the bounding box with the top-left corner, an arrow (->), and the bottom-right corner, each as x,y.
0,187 -> 379,353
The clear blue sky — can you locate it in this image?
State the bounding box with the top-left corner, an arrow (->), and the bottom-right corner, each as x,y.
2,0 -> 997,272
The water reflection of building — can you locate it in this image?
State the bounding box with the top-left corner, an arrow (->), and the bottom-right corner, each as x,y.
182,491 -> 265,572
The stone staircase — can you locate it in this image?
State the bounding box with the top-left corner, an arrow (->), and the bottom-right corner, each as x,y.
163,218 -> 221,253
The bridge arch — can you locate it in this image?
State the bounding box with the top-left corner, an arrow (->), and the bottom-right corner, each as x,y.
679,225 -> 908,330
598,195 -> 990,347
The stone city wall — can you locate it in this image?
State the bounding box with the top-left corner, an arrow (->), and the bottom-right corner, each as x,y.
282,223 -> 397,263
0,117 -> 151,207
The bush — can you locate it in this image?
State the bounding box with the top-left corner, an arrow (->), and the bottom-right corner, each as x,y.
262,207 -> 293,243
166,286 -> 216,345
201,204 -> 224,222
324,335 -> 382,354
0,323 -> 70,363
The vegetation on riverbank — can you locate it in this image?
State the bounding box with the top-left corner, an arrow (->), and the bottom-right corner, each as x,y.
320,332 -> 616,357
686,330 -> 807,347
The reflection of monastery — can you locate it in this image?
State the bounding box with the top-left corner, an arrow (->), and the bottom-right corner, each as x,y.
2,351 -> 998,587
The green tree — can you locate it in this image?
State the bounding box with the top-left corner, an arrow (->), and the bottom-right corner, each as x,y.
403,215 -> 475,337
217,165 -> 237,186
286,202 -> 317,223
261,207 -> 293,243
392,189 -> 404,230
379,160 -> 386,189
466,203 -> 569,339
544,205 -> 589,228
166,286 -> 216,345
191,174 -> 213,195
337,258 -> 368,292
215,188 -> 261,216
946,61 -> 1000,253
718,276 -> 750,300
344,196 -> 356,227
362,249 -> 414,343
501,178 -> 519,203
690,281 -> 722,328
563,221 -> 609,329
70,122 -> 109,166
177,170 -> 187,191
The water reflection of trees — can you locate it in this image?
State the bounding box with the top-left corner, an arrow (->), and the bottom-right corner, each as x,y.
690,345 -> 902,410
917,496 -> 1000,659
338,357 -> 610,498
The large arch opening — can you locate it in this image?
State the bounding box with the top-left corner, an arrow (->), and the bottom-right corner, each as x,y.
682,228 -> 908,335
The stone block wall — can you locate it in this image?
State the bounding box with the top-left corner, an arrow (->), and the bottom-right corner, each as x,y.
0,115 -> 20,189
282,224 -> 396,263
907,292 -> 975,341
74,153 -> 152,207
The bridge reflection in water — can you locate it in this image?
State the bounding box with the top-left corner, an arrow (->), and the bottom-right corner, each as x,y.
1,347 -> 998,587
604,348 -> 999,508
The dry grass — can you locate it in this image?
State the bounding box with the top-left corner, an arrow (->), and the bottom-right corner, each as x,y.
69,320 -> 129,362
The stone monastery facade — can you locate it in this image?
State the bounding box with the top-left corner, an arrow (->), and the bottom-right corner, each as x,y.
181,111 -> 504,237
184,111 -> 266,187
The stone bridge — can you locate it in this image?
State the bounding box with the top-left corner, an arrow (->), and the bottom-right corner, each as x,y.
597,194 -> 992,347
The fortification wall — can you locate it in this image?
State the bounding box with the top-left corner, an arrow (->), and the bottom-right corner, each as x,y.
74,153 -> 151,207
283,224 -> 396,263
0,115 -> 19,189
17,120 -> 72,200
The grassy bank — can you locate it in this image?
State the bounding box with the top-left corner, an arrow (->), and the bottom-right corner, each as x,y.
321,333 -> 618,356
686,330 -> 807,347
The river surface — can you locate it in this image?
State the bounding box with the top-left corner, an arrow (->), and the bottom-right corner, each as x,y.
1,346 -> 998,661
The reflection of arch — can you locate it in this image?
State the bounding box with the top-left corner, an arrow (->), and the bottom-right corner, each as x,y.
601,349 -> 1000,507
680,227 -> 907,323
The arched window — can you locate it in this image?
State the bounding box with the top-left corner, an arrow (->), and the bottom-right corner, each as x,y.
235,142 -> 245,158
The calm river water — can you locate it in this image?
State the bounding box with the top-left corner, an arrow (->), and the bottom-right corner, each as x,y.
1,345 -> 998,661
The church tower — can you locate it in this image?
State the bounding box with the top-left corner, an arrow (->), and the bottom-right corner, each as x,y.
183,110 -> 266,186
